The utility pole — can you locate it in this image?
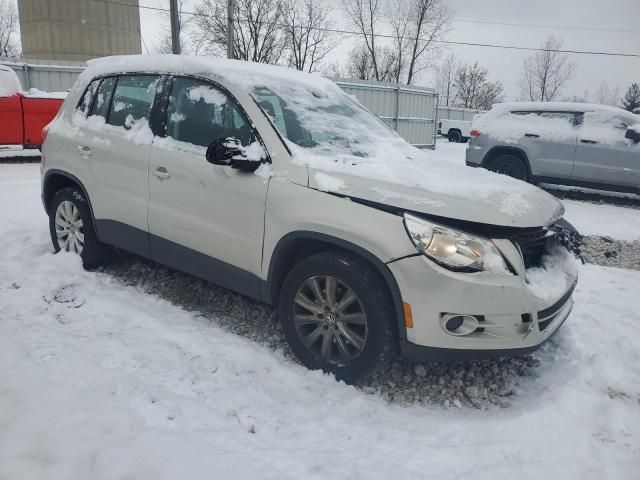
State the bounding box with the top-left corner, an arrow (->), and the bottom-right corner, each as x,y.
227,0 -> 234,59
170,0 -> 181,54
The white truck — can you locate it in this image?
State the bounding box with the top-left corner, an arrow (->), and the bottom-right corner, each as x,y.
437,118 -> 472,143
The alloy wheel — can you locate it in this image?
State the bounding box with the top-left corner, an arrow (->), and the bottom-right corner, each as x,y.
54,200 -> 84,254
292,275 -> 368,366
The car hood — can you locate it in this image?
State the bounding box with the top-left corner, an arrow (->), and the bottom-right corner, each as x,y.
308,166 -> 564,229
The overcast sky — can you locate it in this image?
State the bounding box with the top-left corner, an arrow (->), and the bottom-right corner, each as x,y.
135,0 -> 639,101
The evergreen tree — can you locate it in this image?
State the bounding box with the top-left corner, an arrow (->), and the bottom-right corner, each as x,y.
621,83 -> 640,112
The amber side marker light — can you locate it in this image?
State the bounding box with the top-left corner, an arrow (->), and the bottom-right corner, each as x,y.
403,302 -> 414,328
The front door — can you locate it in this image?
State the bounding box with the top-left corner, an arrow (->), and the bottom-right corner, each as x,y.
571,111 -> 640,189
514,111 -> 578,179
147,76 -> 269,298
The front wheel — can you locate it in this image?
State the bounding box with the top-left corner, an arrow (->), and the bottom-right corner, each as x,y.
49,187 -> 111,269
278,251 -> 395,383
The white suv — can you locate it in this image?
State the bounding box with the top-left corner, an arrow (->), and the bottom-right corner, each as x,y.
41,55 -> 578,381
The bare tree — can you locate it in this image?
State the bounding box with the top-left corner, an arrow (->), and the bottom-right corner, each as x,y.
594,81 -> 620,107
0,0 -> 20,57
405,0 -> 451,84
454,62 -> 503,110
434,52 -> 458,106
193,0 -> 286,64
561,90 -> 590,103
343,0 -> 450,84
343,0 -> 385,81
281,0 -> 340,72
520,35 -> 576,102
345,43 -> 375,80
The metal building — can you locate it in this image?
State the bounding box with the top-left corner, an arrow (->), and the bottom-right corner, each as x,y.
17,0 -> 142,61
335,79 -> 438,148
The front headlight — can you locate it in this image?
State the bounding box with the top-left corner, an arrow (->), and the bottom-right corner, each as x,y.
403,213 -> 511,274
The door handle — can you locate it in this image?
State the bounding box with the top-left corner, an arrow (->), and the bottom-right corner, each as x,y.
581,139 -> 598,144
524,133 -> 539,138
152,167 -> 170,180
77,145 -> 92,156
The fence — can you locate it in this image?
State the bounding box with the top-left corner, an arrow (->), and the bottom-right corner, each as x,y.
0,58 -> 439,148
335,78 -> 438,148
436,106 -> 485,122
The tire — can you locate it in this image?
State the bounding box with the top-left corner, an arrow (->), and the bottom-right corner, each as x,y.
486,154 -> 528,182
448,130 -> 462,143
49,187 -> 112,269
278,250 -> 395,383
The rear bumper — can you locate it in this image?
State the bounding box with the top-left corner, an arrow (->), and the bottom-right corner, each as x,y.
464,142 -> 486,167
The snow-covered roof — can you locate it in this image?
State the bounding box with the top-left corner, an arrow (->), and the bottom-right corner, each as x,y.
83,54 -> 331,91
491,101 -> 630,115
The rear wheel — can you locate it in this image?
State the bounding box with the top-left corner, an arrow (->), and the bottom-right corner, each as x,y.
487,154 -> 528,181
278,251 -> 395,383
448,130 -> 462,143
49,187 -> 111,269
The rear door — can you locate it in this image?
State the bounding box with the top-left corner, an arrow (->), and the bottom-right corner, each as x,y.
75,74 -> 162,256
514,110 -> 578,179
147,76 -> 269,297
571,111 -> 640,189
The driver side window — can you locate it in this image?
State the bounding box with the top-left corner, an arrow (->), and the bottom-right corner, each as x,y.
165,77 -> 251,147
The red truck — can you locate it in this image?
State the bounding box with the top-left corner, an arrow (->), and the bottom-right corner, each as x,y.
0,64 -> 66,149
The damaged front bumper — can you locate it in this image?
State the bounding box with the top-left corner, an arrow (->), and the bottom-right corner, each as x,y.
389,235 -> 579,363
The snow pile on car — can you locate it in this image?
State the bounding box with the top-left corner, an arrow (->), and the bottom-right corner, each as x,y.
475,101 -> 640,146
75,55 -> 563,222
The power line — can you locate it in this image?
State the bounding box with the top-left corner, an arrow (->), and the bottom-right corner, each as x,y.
92,0 -> 640,58
452,17 -> 640,35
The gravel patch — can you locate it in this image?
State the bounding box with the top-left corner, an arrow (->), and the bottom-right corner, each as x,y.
100,231 -> 639,409
543,185 -> 640,210
581,236 -> 640,271
104,253 -> 547,410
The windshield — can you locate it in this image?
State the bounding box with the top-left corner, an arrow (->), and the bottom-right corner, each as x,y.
250,83 -> 401,158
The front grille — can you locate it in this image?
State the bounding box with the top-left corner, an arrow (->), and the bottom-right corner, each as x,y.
510,227 -> 552,268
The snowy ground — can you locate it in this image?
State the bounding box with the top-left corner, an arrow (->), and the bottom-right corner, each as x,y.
1,162 -> 639,479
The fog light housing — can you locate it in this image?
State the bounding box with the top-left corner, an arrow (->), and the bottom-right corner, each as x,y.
441,314 -> 479,336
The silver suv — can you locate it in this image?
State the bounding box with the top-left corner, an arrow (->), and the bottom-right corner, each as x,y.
41,56 -> 578,381
466,102 -> 640,194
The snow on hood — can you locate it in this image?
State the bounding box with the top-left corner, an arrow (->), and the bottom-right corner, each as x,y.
308,156 -> 564,228
82,55 -> 563,228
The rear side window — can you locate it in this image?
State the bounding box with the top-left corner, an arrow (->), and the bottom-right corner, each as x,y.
77,79 -> 100,116
511,110 -> 576,124
92,77 -> 117,119
537,111 -> 577,124
108,75 -> 161,128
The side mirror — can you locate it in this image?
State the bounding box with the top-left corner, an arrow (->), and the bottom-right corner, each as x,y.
206,137 -> 241,165
625,127 -> 640,143
206,137 -> 262,171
